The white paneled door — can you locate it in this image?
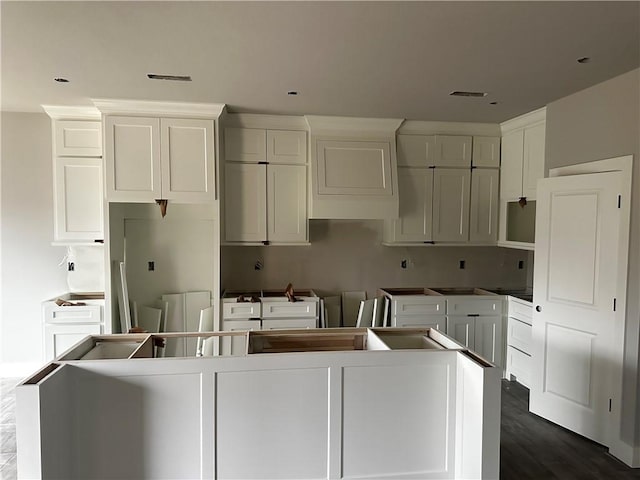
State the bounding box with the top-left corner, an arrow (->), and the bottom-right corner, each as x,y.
530,171 -> 621,446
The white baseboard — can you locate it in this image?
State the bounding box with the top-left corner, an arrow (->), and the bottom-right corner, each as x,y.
0,362 -> 45,379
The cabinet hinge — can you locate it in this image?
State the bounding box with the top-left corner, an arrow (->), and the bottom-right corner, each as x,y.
609,398 -> 612,412
613,298 -> 617,312
617,195 -> 621,208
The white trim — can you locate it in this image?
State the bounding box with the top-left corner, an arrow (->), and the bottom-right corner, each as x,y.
500,107 -> 546,134
305,115 -> 403,137
41,105 -> 101,120
0,362 -> 46,378
92,98 -> 226,118
548,155 -> 633,466
398,120 -> 500,136
222,113 -> 308,131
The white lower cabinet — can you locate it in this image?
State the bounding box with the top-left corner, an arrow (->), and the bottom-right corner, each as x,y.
394,315 -> 445,330
447,314 -> 503,366
221,319 -> 260,355
505,296 -> 533,387
44,323 -> 102,360
42,301 -> 103,361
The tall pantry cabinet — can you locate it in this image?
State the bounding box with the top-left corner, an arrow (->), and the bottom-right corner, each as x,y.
94,100 -> 225,337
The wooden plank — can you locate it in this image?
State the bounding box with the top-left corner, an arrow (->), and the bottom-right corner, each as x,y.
342,291 -> 366,327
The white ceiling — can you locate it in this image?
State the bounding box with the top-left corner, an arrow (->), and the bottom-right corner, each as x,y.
2,1 -> 639,123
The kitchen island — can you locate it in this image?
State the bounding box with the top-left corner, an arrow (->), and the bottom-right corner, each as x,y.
17,328 -> 500,480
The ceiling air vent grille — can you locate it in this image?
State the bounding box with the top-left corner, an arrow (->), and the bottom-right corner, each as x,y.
147,74 -> 192,82
449,91 -> 487,97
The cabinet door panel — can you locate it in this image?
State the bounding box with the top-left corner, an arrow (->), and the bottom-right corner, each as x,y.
261,318 -> 317,330
224,163 -> 267,242
45,324 -> 101,361
392,168 -> 433,242
267,130 -> 306,164
396,134 -> 435,167
394,315 -> 445,330
432,168 -> 470,242
522,122 -> 545,200
500,130 -> 524,200
105,116 -> 161,202
267,164 -> 307,243
224,128 -> 266,163
161,118 -> 215,203
434,135 -> 472,167
470,169 -> 499,242
54,157 -> 103,240
55,120 -> 102,157
475,315 -> 503,366
446,316 -> 474,348
221,319 -> 258,356
472,136 -> 500,168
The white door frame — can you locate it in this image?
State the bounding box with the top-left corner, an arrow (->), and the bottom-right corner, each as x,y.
548,155 -> 632,465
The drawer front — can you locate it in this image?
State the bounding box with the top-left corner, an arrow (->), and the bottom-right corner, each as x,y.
44,305 -> 102,324
223,301 -> 261,319
507,317 -> 532,354
508,298 -> 533,325
261,300 -> 317,319
393,315 -> 445,331
393,297 -> 446,316
506,346 -> 531,388
446,298 -> 503,316
261,318 -> 317,330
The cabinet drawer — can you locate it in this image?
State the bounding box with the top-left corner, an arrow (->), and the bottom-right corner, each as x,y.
507,317 -> 532,354
393,297 -> 446,316
261,299 -> 317,319
506,346 -> 531,388
222,301 -> 261,319
261,318 -> 317,330
393,315 -> 445,330
446,298 -> 503,316
508,298 -> 533,324
43,305 -> 102,324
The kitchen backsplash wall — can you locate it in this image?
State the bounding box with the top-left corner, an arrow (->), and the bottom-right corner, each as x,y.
221,220 -> 531,298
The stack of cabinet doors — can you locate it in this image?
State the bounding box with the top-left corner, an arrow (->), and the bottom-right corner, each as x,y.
384,134 -> 500,244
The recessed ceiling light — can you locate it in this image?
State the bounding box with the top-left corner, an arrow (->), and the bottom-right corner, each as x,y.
54,77 -> 69,83
449,91 -> 487,98
147,73 -> 192,82
577,57 -> 591,64
287,91 -> 298,96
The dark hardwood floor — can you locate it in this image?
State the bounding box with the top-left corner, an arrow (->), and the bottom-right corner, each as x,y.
501,380 -> 640,479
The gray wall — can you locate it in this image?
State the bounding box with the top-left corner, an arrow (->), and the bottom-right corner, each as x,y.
545,68 -> 640,453
221,220 -> 531,298
0,112 -> 68,369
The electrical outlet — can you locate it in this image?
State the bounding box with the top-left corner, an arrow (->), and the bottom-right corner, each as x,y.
401,259 -> 407,269
67,262 -> 75,272
518,260 -> 524,270
459,260 -> 465,269
148,261 -> 155,271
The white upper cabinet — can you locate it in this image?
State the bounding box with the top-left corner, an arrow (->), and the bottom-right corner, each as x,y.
105,116 -> 214,203
386,168 -> 434,243
54,120 -> 102,157
397,134 -> 435,167
434,135 -> 472,167
432,168 -> 471,242
397,134 -> 474,167
500,108 -> 546,201
161,118 -> 215,203
472,136 -> 501,168
470,168 -> 499,243
223,124 -> 308,244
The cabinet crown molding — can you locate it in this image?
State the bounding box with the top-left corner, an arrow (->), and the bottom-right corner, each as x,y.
500,106 -> 546,134
397,120 -> 500,137
305,115 -> 403,138
92,99 -> 226,118
42,105 -> 101,120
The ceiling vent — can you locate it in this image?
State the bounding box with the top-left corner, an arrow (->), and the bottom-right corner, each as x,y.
147,74 -> 192,82
449,91 -> 487,98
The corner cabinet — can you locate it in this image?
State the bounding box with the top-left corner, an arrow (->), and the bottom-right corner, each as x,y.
223,127 -> 308,245
104,116 -> 215,203
42,109 -> 105,243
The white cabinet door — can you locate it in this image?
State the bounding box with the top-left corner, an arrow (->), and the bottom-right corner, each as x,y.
161,118 -> 215,203
432,168 -> 470,242
105,116 -> 161,202
267,164 -> 307,243
506,346 -> 531,388
224,163 -> 267,242
221,319 -> 259,356
391,167 -> 433,242
472,136 -> 500,168
224,127 -> 266,163
434,135 -> 472,167
522,122 -> 545,200
446,316 -> 475,348
54,157 -> 103,241
316,140 -> 393,196
261,318 -> 317,330
500,129 -> 524,200
44,323 -> 101,361
396,134 -> 435,167
54,120 -> 102,157
474,315 -> 503,366
469,168 -> 499,243
267,130 -> 306,164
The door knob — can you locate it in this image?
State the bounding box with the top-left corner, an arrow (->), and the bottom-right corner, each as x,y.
536,305 -> 542,312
